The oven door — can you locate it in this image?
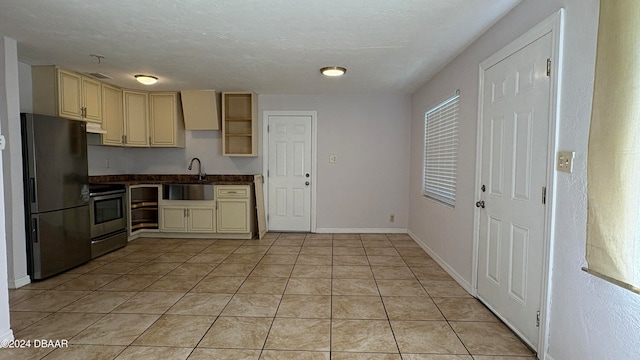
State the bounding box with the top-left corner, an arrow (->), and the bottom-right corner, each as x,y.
90,191 -> 126,238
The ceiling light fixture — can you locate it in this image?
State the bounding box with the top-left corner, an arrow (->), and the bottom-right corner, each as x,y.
134,75 -> 158,85
320,66 -> 347,77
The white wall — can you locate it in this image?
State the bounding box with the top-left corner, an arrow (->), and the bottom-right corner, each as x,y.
260,95 -> 411,231
88,131 -> 262,176
1,40 -> 28,290
89,94 -> 411,231
0,36 -> 18,343
408,0 -> 640,359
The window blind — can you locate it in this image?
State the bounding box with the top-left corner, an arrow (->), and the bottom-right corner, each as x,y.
585,0 -> 640,294
423,92 -> 460,207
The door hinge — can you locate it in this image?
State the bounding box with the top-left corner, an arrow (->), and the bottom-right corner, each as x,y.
546,58 -> 551,77
542,186 -> 547,204
536,310 -> 541,327
267,125 -> 270,132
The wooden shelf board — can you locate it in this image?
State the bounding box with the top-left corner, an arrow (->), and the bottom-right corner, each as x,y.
131,201 -> 158,209
131,222 -> 158,230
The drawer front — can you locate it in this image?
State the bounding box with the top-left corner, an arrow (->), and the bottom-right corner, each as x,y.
215,185 -> 249,199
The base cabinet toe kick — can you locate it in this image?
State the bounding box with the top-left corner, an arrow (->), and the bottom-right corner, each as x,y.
128,184 -> 256,240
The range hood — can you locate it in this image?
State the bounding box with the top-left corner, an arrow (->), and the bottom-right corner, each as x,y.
180,90 -> 221,130
85,122 -> 106,134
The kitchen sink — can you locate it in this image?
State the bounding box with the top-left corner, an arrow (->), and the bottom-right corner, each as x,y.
162,184 -> 214,201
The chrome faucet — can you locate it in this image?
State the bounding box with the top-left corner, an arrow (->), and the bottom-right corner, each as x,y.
188,157 -> 206,180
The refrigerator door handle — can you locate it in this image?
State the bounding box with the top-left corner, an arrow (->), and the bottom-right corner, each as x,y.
29,177 -> 36,203
32,218 -> 38,243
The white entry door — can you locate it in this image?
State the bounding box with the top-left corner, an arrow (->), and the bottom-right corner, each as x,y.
267,114 -> 312,231
477,32 -> 552,348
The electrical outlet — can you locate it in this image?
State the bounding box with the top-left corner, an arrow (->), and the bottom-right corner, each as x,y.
329,155 -> 337,163
557,151 -> 575,173
389,213 -> 395,222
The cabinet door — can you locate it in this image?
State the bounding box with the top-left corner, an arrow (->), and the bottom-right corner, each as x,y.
123,90 -> 149,147
149,92 -> 177,147
57,69 -> 82,120
160,207 -> 187,232
82,77 -> 102,123
217,199 -> 249,233
101,84 -> 124,146
188,207 -> 216,233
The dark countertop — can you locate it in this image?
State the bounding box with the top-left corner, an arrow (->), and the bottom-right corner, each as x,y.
89,174 -> 257,185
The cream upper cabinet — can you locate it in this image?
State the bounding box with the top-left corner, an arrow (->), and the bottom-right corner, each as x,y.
56,69 -> 82,120
82,76 -> 102,123
149,92 -> 185,148
123,90 -> 149,147
221,92 -> 258,156
32,66 -> 102,124
101,84 -> 124,146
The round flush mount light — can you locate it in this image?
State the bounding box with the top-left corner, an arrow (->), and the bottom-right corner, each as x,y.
134,75 -> 158,85
320,66 -> 347,77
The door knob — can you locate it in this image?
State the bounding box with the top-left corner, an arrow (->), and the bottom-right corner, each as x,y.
475,201 -> 485,208
305,181 -> 310,186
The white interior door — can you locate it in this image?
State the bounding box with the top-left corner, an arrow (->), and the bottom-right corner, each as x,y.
477,33 -> 552,348
267,114 -> 312,231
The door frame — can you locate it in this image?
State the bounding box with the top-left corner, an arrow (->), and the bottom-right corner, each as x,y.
472,10 -> 563,358
262,110 -> 318,233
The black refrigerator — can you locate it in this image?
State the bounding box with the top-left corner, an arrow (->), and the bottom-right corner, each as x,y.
21,113 -> 91,280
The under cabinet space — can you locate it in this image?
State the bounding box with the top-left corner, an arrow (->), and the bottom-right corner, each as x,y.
129,185 -> 159,235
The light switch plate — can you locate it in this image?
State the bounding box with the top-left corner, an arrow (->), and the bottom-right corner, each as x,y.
557,151 -> 575,173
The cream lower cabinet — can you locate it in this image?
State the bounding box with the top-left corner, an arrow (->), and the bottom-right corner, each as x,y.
216,185 -> 252,233
160,202 -> 216,233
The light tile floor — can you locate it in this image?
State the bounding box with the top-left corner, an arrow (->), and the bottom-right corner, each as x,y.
4,233 -> 535,360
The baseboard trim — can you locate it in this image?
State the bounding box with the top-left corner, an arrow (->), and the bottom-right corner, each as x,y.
407,230 -> 473,294
8,275 -> 31,289
315,228 -> 408,234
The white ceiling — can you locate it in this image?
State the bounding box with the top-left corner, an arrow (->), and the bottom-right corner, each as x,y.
0,0 -> 521,94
